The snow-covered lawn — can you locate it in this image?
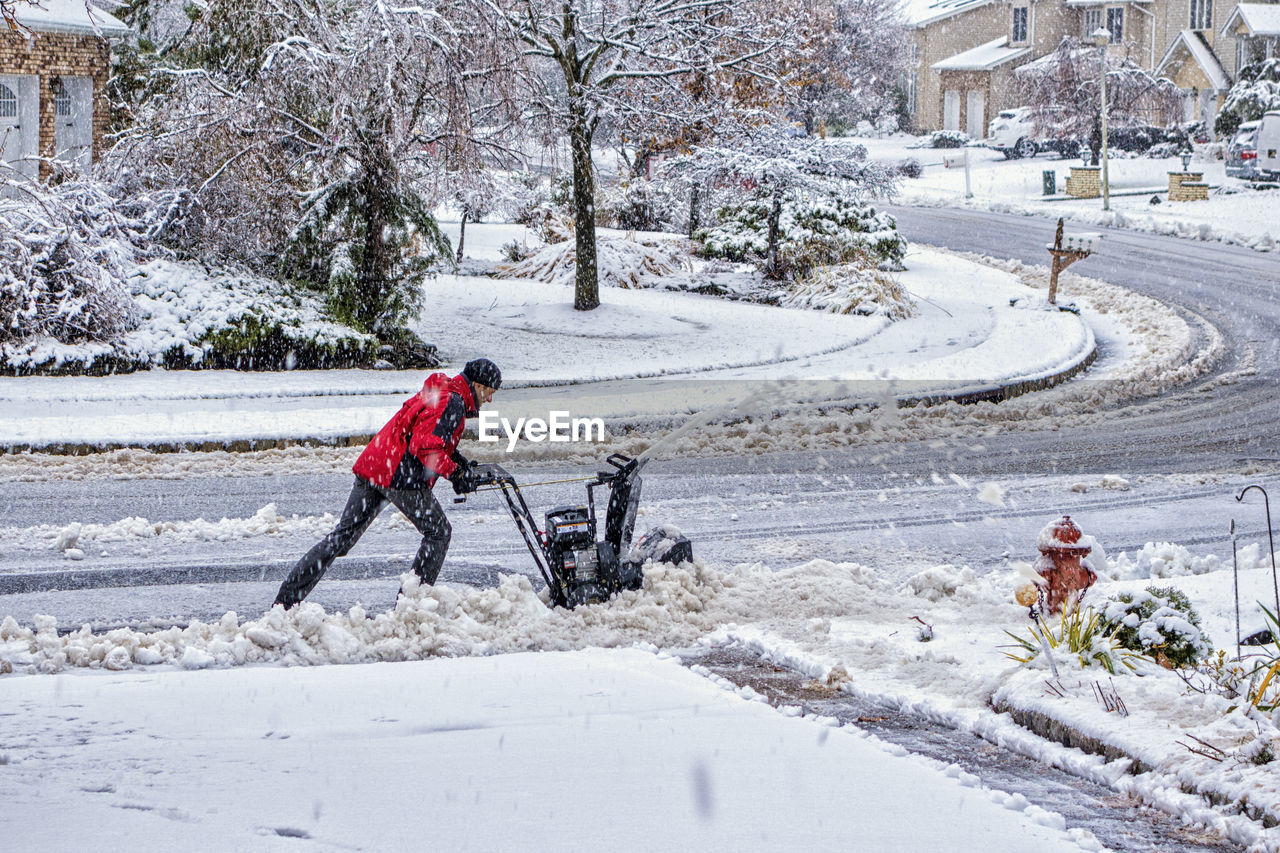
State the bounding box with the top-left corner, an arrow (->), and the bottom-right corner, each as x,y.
851,134 -> 1279,251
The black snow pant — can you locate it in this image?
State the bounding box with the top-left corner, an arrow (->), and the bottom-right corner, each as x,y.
273,476 -> 452,608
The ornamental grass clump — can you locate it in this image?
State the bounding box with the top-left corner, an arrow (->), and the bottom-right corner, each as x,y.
1004,606 -> 1145,675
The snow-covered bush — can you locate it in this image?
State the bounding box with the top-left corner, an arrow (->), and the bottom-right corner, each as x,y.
1215,58 -> 1280,138
3,259 -> 385,374
601,178 -> 680,232
1100,586 -> 1211,668
924,130 -> 968,149
894,158 -> 923,179
665,131 -> 897,280
0,175 -> 143,353
495,237 -> 688,289
696,195 -> 906,279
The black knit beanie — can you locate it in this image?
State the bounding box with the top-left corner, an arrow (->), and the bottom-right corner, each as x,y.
462,358 -> 502,389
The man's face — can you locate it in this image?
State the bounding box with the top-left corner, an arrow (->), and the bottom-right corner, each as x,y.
474,383 -> 497,407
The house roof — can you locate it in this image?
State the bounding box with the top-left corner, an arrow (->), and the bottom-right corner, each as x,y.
932,36 -> 1034,71
1157,30 -> 1231,90
1221,3 -> 1280,37
12,0 -> 131,38
901,0 -> 995,27
1063,0 -> 1151,6
1013,45 -> 1097,74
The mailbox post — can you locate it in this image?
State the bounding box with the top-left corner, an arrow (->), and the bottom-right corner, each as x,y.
1046,218 -> 1099,305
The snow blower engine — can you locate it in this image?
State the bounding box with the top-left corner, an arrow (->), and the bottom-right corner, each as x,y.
460,453 -> 692,608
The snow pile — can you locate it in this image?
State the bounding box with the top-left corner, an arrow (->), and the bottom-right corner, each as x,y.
1106,541 -> 1227,579
22,504 -> 335,553
5,545 -> 1280,844
904,564 -> 975,602
0,558 -> 898,673
495,237 -> 688,289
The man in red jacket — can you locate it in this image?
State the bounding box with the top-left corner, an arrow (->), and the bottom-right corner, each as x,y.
273,358 -> 502,609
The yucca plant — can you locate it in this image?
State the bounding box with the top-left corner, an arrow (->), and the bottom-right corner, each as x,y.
1244,605 -> 1280,711
1004,607 -> 1145,675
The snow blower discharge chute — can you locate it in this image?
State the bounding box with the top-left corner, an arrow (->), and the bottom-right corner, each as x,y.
458,454 -> 692,608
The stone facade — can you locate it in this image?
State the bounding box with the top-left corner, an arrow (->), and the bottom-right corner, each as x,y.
0,30 -> 111,177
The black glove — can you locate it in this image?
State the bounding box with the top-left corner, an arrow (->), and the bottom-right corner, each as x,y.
450,456 -> 478,494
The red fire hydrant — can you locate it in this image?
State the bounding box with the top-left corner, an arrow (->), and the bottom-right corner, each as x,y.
1033,515 -> 1097,615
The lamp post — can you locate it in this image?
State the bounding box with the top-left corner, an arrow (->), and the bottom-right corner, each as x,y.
1090,27 -> 1111,211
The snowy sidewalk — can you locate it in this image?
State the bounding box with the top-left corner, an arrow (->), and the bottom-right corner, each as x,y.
0,646 -> 1095,852
0,245 -> 1095,451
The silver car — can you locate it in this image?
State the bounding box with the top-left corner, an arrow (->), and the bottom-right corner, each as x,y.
1225,120 -> 1261,180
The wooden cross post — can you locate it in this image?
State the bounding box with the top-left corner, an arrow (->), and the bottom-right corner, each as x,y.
1047,218 -> 1092,305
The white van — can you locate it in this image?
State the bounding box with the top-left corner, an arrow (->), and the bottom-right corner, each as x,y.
1258,111 -> 1280,180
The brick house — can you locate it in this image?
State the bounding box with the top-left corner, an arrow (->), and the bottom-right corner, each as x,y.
1,0 -> 129,179
905,0 -> 1274,136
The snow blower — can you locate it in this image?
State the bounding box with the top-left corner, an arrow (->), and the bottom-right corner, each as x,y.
459,453 -> 692,608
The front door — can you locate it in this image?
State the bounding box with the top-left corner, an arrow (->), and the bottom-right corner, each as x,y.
966,90 -> 986,139
944,89 -> 961,131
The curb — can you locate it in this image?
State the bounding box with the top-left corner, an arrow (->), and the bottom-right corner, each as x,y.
1,338 -> 1100,456
993,699 -> 1280,830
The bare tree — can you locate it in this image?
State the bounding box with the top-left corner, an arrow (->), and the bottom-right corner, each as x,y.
782,0 -> 908,135
1015,38 -> 1181,163
480,0 -> 788,310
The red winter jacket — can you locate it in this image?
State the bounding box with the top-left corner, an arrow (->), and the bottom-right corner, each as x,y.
353,373 -> 477,490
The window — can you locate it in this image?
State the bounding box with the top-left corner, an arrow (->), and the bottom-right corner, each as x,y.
1190,0 -> 1212,30
51,78 -> 70,117
1083,8 -> 1102,39
1105,7 -> 1123,43
1012,7 -> 1028,43
0,84 -> 16,119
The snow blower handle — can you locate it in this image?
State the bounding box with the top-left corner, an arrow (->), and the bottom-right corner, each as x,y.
451,463 -> 507,503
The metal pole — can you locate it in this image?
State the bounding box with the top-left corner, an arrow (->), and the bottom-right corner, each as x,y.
1232,519 -> 1241,660
964,147 -> 973,199
1236,484 -> 1279,617
1099,44 -> 1110,212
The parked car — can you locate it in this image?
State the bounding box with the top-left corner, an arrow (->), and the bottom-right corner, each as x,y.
986,107 -> 1079,159
1257,111 -> 1280,181
1225,120 -> 1261,180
